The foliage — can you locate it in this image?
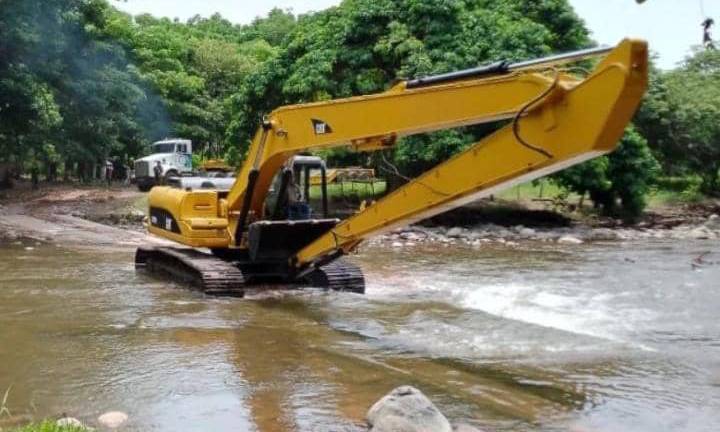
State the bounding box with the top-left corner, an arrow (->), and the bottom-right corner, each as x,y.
228,0 -> 590,161
242,8 -> 297,46
309,181 -> 387,202
0,0 -> 166,179
102,10 -> 279,156
606,127 -> 661,217
0,0 -> 712,219
655,175 -> 703,193
554,127 -> 660,220
5,421 -> 87,432
0,0 -> 285,180
1,386 -> 10,418
635,48 -> 720,194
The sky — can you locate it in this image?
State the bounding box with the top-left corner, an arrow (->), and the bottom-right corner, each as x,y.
114,0 -> 720,69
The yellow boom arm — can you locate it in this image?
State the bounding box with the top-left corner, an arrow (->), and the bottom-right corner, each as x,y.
296,40 -> 647,265
147,39 -> 647,270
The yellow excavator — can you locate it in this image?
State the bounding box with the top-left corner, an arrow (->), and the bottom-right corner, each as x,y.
136,39 -> 648,296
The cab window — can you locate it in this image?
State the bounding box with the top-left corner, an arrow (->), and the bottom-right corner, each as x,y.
153,143 -> 175,153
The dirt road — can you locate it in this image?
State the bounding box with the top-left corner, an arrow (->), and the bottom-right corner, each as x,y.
0,185 -> 169,249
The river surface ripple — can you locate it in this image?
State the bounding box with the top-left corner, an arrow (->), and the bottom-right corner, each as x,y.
0,239 -> 718,431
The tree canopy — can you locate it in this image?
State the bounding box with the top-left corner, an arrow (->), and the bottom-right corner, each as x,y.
1,0 -> 717,217
635,48 -> 720,193
0,0 -> 164,178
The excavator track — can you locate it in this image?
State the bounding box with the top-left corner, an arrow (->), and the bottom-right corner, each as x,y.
136,247 -> 365,296
135,246 -> 246,297
304,258 -> 366,294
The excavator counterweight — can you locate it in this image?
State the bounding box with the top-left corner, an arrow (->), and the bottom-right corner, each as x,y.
136,39 -> 648,296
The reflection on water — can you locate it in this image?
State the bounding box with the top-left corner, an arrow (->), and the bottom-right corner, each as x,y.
0,239 -> 718,431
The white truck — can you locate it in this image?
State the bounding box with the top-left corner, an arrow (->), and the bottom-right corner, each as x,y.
133,139 -> 193,191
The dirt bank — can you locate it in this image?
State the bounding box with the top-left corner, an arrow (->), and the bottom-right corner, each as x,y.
0,184 -> 167,249
1,184 -> 718,250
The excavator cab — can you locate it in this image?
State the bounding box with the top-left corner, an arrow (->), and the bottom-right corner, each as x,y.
266,156 -> 329,220
249,156 -> 337,263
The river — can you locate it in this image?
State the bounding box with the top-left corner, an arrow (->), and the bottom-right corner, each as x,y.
0,238 -> 718,431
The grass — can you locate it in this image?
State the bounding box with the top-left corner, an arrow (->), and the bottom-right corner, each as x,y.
0,388 -> 86,432
4,421 -> 87,432
309,180 -> 387,201
495,179 -> 584,203
495,178 -> 712,211
1,387 -> 11,420
646,175 -> 707,208
496,179 -> 561,201
646,188 -> 707,208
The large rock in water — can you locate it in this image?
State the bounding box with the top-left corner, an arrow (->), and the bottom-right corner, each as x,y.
367,386 -> 452,432
446,227 -> 466,238
704,214 -> 720,230
97,411 -> 128,429
557,235 -> 584,245
689,226 -> 715,240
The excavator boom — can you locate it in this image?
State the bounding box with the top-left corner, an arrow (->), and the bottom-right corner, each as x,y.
296,40 -> 647,266
139,39 -> 648,295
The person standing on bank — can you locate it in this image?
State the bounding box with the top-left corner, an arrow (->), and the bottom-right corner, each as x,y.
153,161 -> 162,186
105,159 -> 114,187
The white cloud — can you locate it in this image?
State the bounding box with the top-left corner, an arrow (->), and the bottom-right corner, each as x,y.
571,0 -> 719,69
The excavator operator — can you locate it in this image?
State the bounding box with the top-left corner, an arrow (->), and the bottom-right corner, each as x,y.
286,170 -> 311,220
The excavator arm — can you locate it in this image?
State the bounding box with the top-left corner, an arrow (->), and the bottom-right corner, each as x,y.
142,39 -> 647,293
295,39 -> 648,268
226,39 -> 646,264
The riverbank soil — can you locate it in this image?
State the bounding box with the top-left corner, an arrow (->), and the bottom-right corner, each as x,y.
2,182 -> 718,245
0,183 -> 165,248
1,183 -> 719,431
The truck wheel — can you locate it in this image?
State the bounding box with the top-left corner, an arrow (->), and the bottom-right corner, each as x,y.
164,170 -> 179,182
137,182 -> 153,192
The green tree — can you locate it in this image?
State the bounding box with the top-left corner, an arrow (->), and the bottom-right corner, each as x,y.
665,48 -> 720,192
634,48 -> 720,194
0,0 -> 166,181
554,127 -> 660,219
633,61 -> 679,174
242,8 -> 297,46
0,0 -> 670,209
227,0 -> 589,167
102,9 -> 274,158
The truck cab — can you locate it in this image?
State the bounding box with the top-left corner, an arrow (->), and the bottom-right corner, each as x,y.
134,139 -> 193,192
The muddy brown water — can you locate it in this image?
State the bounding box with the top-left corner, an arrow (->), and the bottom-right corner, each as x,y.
0,238 -> 719,431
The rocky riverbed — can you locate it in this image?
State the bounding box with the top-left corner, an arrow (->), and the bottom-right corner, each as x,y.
369,213 -> 720,251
